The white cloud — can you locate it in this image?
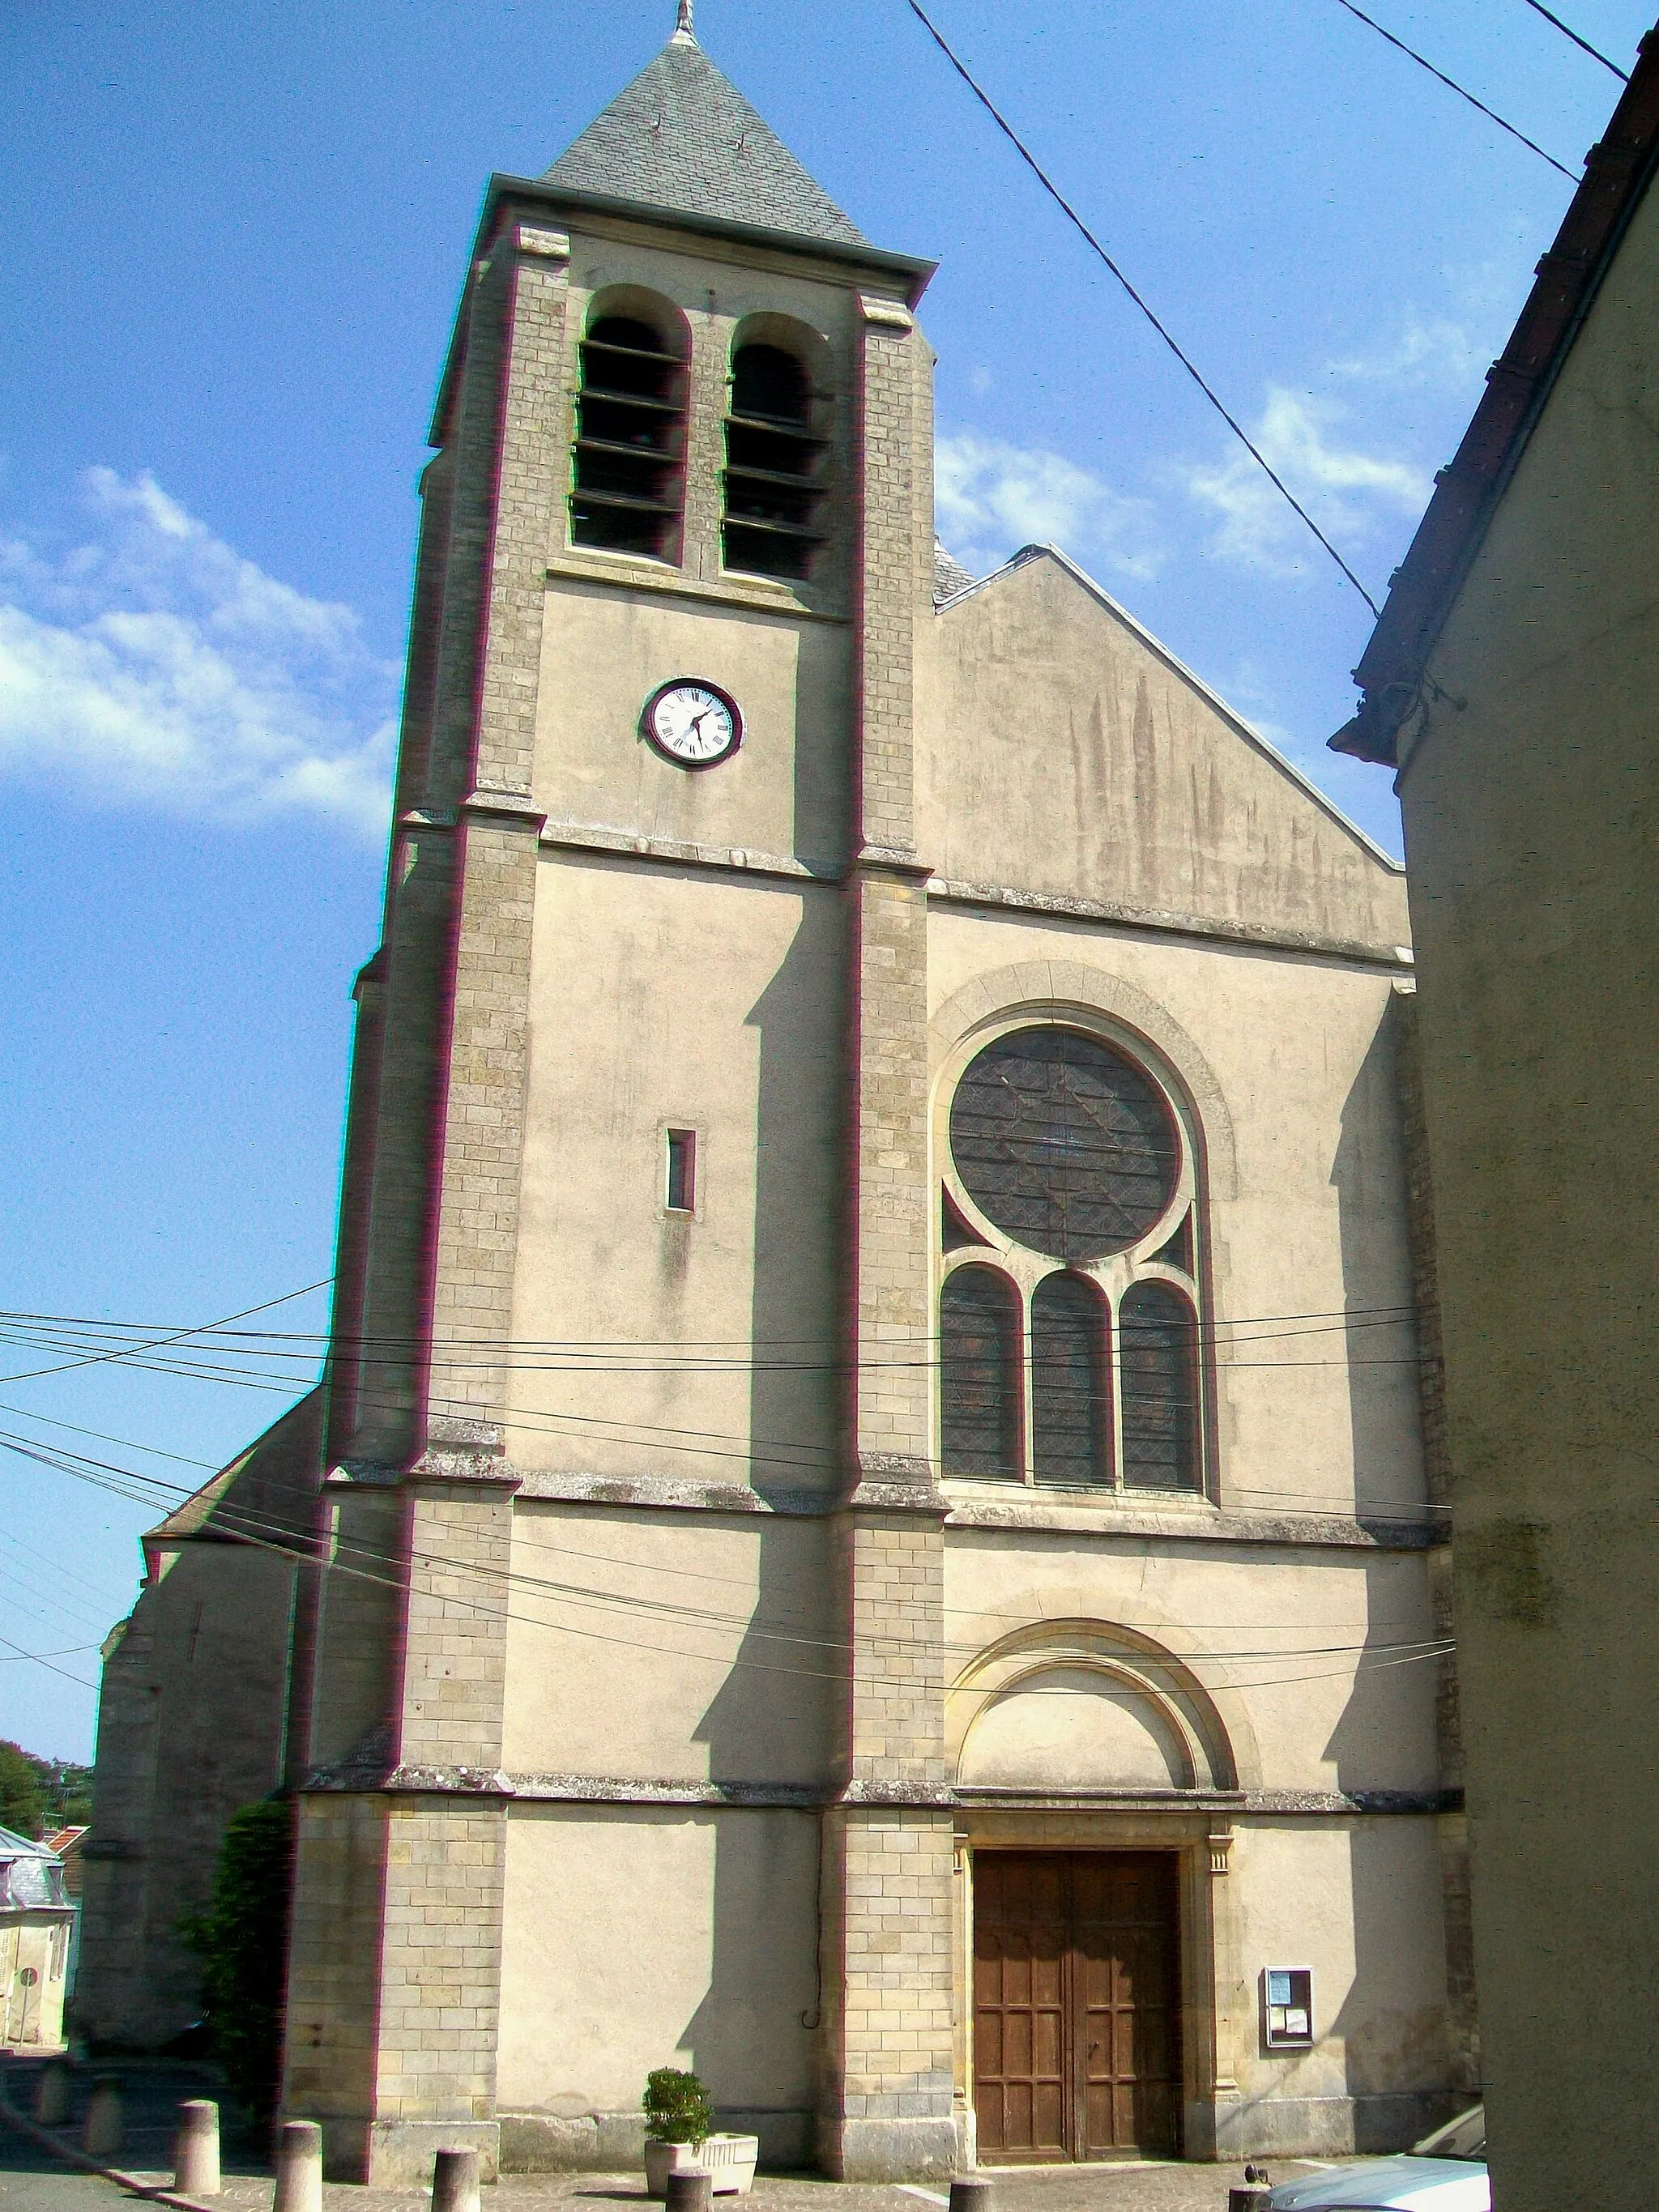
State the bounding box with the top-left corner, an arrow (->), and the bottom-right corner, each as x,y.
1328,312 -> 1483,391
936,431 -> 1162,582
1184,389 -> 1431,575
0,470 -> 396,836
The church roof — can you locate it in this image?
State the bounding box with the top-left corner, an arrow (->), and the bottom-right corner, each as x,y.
543,23 -> 868,247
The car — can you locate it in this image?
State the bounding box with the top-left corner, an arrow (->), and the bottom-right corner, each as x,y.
1265,2105 -> 1488,2210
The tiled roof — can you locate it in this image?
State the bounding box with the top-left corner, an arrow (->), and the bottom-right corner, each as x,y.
543,28 -> 868,246
933,539 -> 977,607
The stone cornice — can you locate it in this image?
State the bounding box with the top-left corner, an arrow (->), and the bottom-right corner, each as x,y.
296,1766 -> 1462,1818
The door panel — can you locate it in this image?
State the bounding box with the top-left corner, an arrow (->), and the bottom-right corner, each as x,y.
975,1851 -> 1181,2162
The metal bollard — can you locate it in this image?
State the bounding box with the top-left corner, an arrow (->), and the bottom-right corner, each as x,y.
173,2099 -> 222,2197
949,2180 -> 995,2212
34,2059 -> 71,2128
431,2146 -> 482,2212
83,2077 -> 123,2161
663,2174 -> 713,2212
274,2120 -> 325,2212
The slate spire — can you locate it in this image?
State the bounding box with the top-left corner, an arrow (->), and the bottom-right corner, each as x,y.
542,18 -> 868,246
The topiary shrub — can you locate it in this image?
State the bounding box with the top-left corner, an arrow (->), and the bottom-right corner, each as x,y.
178,1797 -> 294,2126
643,2067 -> 712,2146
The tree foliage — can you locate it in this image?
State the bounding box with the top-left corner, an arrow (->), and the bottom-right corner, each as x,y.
0,1741 -> 48,1838
179,1798 -> 295,2124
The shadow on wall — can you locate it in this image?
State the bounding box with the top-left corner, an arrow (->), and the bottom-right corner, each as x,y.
676,897 -> 847,2166
1324,1002 -> 1466,2150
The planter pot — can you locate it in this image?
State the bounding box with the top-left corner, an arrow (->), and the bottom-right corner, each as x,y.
644,2142 -> 705,2199
643,2137 -> 758,2198
700,2136 -> 760,2197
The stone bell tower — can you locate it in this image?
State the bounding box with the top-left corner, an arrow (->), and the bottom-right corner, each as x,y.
281,7 -> 957,2184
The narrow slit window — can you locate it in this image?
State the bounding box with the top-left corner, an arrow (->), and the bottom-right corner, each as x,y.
940,1268 -> 1021,1480
1031,1273 -> 1111,1487
1120,1281 -> 1201,1492
666,1129 -> 697,1214
723,342 -> 829,582
571,312 -> 687,560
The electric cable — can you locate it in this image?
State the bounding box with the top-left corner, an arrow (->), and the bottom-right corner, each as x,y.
1330,0 -> 1578,178
0,1629 -> 98,1690
0,1431 -> 1454,1694
1517,0 -> 1629,79
0,1276 -> 332,1387
0,1640 -> 101,1669
902,0 -> 1384,616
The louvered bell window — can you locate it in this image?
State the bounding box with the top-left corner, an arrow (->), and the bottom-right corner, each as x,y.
570,314 -> 687,560
723,343 -> 828,582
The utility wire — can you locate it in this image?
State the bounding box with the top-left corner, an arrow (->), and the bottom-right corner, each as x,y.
13,1433 -> 1451,1703
0,1629 -> 97,1690
0,1276 -> 331,1387
1517,0 -> 1629,79
902,0 -> 1384,617
1332,0 -> 1579,179
0,1640 -> 101,1669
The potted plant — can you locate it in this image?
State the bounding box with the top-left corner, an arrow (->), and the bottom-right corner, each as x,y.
641,2070 -> 758,2197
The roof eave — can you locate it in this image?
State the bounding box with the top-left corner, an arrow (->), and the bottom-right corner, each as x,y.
1331,22 -> 1659,769
429,173 -> 937,447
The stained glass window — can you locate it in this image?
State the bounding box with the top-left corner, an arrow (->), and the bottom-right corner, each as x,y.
1120,1281 -> 1201,1491
940,1268 -> 1021,1479
950,1027 -> 1179,1261
1031,1274 -> 1110,1486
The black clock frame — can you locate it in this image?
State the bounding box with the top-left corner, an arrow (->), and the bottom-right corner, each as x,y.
638,676 -> 744,770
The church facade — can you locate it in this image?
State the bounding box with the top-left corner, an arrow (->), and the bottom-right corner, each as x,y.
82,13 -> 1471,2182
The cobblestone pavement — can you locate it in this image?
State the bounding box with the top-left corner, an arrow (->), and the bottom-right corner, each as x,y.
2,2062 -> 1345,2212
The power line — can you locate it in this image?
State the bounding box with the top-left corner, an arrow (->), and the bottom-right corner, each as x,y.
2,1433 -> 1454,1692
0,1640 -> 101,1669
1331,0 -> 1579,180
1517,0 -> 1629,79
100,1456 -> 1452,1696
0,1276 -> 332,1387
901,0 -> 1384,618
0,1629 -> 98,1690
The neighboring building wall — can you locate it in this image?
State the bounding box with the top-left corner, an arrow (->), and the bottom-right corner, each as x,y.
1387,152 -> 1659,2212
78,1392 -> 322,2049
2,1834 -> 75,2053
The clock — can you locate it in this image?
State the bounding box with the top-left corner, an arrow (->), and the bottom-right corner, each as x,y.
640,678 -> 743,769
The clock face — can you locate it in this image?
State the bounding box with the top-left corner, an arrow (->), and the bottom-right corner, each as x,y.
640,678 -> 743,769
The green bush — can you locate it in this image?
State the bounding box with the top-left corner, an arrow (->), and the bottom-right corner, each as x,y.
642,2067 -> 712,2146
179,1798 -> 294,2124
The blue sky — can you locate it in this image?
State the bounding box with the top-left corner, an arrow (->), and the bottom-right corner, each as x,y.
1,0 -> 1648,1759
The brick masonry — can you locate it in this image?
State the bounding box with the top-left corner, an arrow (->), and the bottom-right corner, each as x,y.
289,219 -> 561,2184
817,300 -> 958,2181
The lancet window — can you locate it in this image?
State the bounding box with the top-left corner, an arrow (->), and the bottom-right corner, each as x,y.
937,1022 -> 1205,1494
569,302 -> 688,560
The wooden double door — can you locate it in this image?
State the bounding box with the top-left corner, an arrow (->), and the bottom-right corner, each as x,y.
973,1851 -> 1182,2162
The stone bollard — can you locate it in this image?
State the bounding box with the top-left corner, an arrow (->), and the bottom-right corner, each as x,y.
432,2147 -> 482,2212
33,2059 -> 71,2128
274,2120 -> 324,2212
173,2100 -> 222,2197
949,2181 -> 995,2212
83,2077 -> 123,2162
663,2173 -> 713,2212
